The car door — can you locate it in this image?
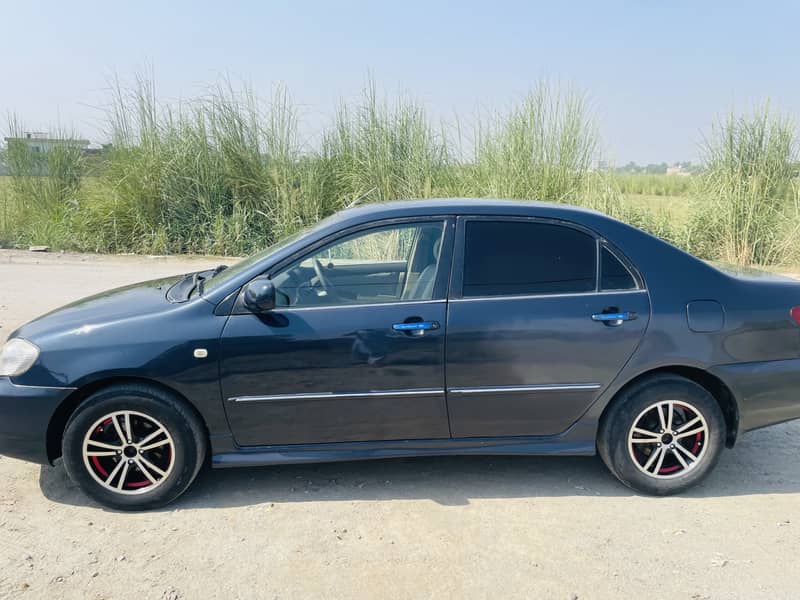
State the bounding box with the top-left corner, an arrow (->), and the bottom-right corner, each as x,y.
220,217 -> 455,446
445,216 -> 650,438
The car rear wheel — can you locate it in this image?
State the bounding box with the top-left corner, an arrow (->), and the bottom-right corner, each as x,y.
597,375 -> 726,495
62,383 -> 206,510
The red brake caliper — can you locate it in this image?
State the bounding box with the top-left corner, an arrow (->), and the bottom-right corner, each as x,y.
91,419 -> 112,477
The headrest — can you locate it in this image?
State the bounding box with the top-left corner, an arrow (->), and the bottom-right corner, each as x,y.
433,237 -> 441,259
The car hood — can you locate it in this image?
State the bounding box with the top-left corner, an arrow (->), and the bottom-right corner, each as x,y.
11,274 -> 186,342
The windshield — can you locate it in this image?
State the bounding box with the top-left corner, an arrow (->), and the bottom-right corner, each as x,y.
201,226 -> 313,294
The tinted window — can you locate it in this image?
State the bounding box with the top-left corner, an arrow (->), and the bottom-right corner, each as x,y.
601,247 -> 637,290
462,221 -> 596,297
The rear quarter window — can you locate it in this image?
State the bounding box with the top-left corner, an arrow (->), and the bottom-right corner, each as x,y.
600,246 -> 638,290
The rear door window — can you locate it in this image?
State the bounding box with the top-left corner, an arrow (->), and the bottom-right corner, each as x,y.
462,221 -> 597,297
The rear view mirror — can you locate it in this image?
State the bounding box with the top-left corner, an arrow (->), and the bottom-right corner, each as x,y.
242,276 -> 276,312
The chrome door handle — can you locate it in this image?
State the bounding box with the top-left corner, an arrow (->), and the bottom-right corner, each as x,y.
392,321 -> 440,332
591,311 -> 637,325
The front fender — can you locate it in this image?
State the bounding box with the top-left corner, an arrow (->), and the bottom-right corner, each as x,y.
12,300 -> 232,439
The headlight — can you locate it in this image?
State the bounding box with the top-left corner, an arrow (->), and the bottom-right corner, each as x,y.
0,338 -> 40,377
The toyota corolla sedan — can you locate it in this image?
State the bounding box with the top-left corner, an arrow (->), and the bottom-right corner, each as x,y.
2,199 -> 800,510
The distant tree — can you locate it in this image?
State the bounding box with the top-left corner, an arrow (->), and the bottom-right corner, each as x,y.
615,161 -> 643,174
644,162 -> 668,174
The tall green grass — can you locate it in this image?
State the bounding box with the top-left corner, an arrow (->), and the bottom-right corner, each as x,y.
323,80 -> 449,204
79,77 -> 331,254
467,85 -> 598,202
687,105 -> 799,265
3,77 -> 623,255
2,117 -> 86,248
1,76 -> 796,267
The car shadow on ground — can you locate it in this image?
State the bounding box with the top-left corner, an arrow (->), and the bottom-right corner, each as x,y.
39,421 -> 800,511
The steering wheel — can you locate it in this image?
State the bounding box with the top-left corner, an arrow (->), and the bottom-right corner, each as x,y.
313,259 -> 333,293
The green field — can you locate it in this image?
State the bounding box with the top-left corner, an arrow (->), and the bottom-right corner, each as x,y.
622,192 -> 693,223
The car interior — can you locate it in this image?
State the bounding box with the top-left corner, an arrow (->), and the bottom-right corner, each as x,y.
272,222 -> 444,307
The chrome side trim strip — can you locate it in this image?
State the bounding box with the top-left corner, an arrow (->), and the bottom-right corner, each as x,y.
447,383 -> 601,394
9,382 -> 77,391
229,388 -> 445,403
450,289 -> 647,303
231,384 -> 600,402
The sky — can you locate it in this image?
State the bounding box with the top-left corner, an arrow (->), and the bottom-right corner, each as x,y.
1,0 -> 799,164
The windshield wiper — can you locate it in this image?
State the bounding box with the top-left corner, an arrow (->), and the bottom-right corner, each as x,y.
167,265 -> 229,302
186,272 -> 203,298
188,265 -> 229,298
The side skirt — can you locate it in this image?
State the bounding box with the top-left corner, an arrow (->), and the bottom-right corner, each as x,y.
211,435 -> 596,468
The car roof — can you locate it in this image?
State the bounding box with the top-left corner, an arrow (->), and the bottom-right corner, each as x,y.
327,198 -> 604,226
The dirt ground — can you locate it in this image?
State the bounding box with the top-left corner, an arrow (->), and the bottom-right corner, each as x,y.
0,249 -> 799,600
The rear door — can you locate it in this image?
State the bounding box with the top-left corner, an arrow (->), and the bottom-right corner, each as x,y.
445,216 -> 650,438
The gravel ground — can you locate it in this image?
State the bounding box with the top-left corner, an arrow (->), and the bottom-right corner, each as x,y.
1,249 -> 799,600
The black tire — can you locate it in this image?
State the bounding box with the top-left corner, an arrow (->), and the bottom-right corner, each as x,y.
62,383 -> 207,511
597,374 -> 726,495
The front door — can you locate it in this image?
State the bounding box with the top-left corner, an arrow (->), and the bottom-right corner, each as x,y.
445,217 -> 650,438
221,218 -> 454,446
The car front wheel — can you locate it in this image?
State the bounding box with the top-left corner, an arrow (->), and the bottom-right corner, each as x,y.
598,374 -> 726,495
62,383 -> 206,510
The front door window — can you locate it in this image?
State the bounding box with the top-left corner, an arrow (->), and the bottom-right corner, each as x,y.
271,222 -> 445,307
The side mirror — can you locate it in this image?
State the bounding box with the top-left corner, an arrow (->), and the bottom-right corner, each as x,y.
242,276 -> 276,312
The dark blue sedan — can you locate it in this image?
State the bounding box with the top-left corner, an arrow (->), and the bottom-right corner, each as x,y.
2,199 -> 800,509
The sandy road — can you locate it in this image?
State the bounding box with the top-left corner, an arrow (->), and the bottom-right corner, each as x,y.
0,249 -> 799,600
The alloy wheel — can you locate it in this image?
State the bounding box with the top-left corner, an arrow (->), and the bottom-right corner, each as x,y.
627,400 -> 709,479
81,410 -> 175,495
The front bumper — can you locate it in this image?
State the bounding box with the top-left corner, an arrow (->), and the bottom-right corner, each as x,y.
710,358 -> 800,435
0,377 -> 74,464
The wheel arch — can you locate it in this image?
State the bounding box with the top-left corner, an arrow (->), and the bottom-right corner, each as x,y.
600,365 -> 739,448
46,376 -> 210,464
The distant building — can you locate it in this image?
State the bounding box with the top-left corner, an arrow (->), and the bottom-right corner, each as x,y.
4,132 -> 90,154
1,133 -> 98,175
594,159 -> 610,172
666,164 -> 691,177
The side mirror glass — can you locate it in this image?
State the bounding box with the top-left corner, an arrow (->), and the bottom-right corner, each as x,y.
242,276 -> 276,312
